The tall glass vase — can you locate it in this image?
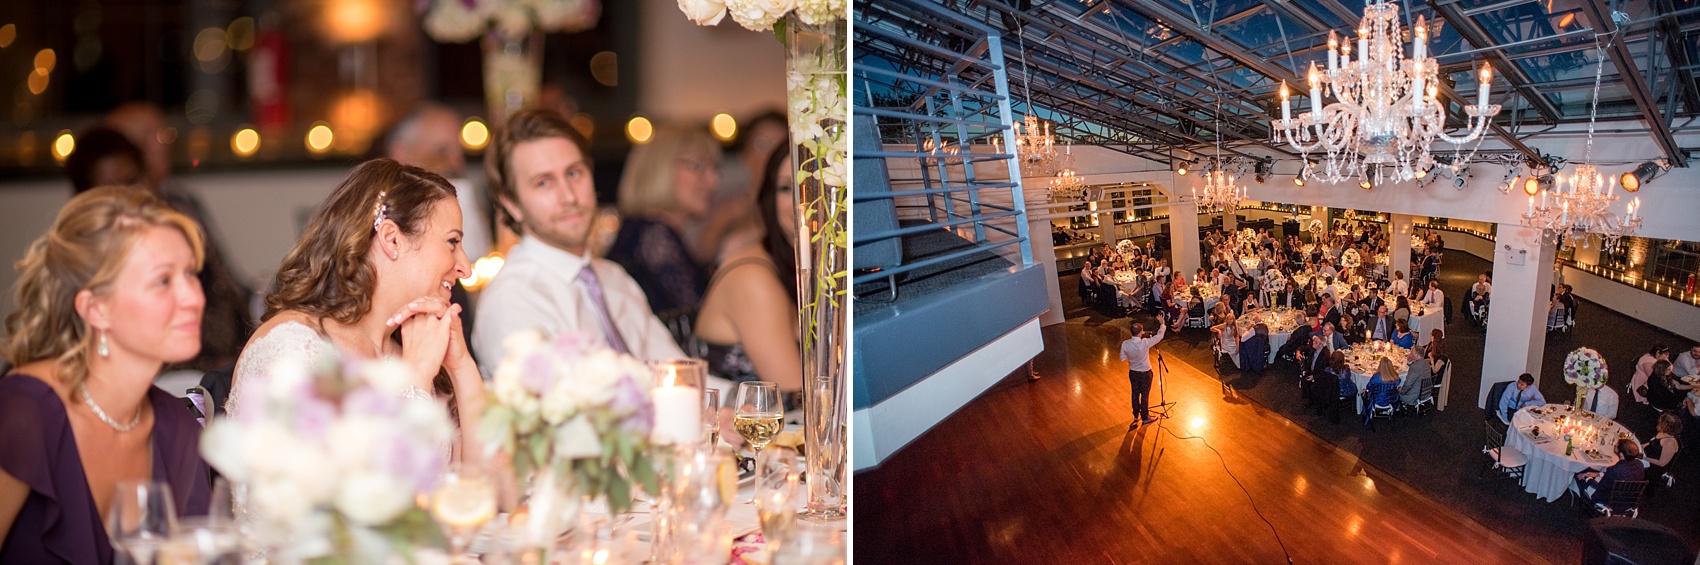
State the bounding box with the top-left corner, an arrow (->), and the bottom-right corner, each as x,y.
784,13 -> 847,526
482,29 -> 543,120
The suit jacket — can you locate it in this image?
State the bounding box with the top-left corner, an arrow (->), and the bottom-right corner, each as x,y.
1318,305 -> 1343,330
1367,315 -> 1395,341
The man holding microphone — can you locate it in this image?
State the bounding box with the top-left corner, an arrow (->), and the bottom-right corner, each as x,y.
1121,316 -> 1168,430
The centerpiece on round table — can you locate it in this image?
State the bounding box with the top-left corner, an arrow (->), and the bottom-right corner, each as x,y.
419,0 -> 601,118
1563,347 -> 1609,409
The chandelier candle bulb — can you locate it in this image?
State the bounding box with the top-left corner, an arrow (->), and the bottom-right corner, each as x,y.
1413,16 -> 1426,59
1478,64 -> 1492,106
1281,82 -> 1291,122
1359,32 -> 1368,64
1329,31 -> 1340,72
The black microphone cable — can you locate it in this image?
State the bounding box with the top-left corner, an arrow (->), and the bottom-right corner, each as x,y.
1154,418 -> 1295,565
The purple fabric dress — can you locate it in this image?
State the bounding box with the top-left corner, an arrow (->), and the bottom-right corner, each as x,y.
0,374 -> 211,564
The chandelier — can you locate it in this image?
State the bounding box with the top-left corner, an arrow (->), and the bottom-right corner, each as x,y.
1015,114 -> 1058,176
1520,42 -> 1641,251
1049,166 -> 1087,203
1275,2 -> 1501,184
1192,158 -> 1250,212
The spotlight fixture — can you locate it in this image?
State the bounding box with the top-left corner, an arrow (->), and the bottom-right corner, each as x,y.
1294,162 -> 1312,186
1620,159 -> 1670,191
1359,177 -> 1373,190
1414,166 -> 1428,180
1176,160 -> 1190,176
1450,164 -> 1471,190
1253,158 -> 1273,183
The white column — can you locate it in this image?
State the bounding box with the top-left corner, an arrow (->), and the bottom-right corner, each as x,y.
1169,190 -> 1201,279
1390,214 -> 1413,280
1098,206 -> 1116,246
1479,224 -> 1558,407
1031,216 -> 1067,327
1223,207 -> 1238,233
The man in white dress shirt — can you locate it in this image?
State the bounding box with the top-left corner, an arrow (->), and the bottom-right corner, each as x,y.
1674,344 -> 1700,378
1422,279 -> 1445,310
1580,384 -> 1619,419
473,109 -> 697,375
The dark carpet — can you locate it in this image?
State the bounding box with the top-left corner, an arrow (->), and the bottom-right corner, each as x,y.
1060,250 -> 1700,565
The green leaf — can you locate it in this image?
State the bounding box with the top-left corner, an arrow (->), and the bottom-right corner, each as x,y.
774,17 -> 789,48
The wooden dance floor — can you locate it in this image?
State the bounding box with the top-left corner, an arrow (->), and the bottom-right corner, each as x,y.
854,320 -> 1550,564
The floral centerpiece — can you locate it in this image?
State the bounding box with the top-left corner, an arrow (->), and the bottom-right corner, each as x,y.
200,355 -> 452,562
481,330 -> 660,536
1563,347 -> 1608,408
419,0 -> 602,117
1116,238 -> 1135,255
679,0 -> 848,526
1340,247 -> 1362,271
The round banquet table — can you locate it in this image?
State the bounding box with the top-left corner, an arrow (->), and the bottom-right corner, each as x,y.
1380,292 -> 1442,345
1113,270 -> 1151,308
1345,341 -> 1410,411
1506,404 -> 1639,502
1225,307 -> 1304,367
1238,256 -> 1263,277
1172,284 -> 1221,313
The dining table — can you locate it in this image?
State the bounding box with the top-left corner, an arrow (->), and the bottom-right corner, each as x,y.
1225,307 -> 1305,367
1379,292 -> 1441,345
1344,341 -> 1411,412
1505,404 -> 1640,502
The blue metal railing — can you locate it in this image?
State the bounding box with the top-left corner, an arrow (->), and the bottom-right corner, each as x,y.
852,4 -> 1033,289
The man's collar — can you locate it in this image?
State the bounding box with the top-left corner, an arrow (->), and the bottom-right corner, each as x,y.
515,236 -> 590,274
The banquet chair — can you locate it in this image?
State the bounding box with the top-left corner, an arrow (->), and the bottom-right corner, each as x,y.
1547,304 -> 1574,332
1185,302 -> 1210,329
1363,381 -> 1399,430
1426,357 -> 1451,414
1485,380 -> 1513,426
1480,421 -> 1528,484
1588,480 -> 1649,518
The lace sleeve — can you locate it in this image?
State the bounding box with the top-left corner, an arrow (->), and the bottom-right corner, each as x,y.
226,322 -> 326,418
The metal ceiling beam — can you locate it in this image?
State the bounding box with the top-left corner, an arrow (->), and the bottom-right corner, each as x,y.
1429,0 -> 1564,122
1655,0 -> 1700,117
1577,0 -> 1688,166
1111,0 -> 1303,86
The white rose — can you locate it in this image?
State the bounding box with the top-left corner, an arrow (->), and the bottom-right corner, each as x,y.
326,416 -> 383,472
334,471 -> 416,526
424,0 -> 487,43
502,329 -> 546,361
554,415 -> 602,459
265,357 -> 311,401
725,0 -> 793,31
198,421 -> 250,482
678,0 -> 728,25
361,358 -> 414,395
539,378 -> 579,425
794,0 -> 842,25
250,481 -> 315,527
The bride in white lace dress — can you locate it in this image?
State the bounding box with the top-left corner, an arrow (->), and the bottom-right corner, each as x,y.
229,159 -> 487,459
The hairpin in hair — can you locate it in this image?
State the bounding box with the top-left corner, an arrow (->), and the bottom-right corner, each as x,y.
372,191 -> 389,233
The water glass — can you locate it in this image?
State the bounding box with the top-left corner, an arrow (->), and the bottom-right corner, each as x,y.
431,463 -> 498,561
703,388 -> 722,449
109,480 -> 177,565
755,445 -> 801,542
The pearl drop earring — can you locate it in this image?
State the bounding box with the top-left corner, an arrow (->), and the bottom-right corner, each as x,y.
97,331 -> 109,358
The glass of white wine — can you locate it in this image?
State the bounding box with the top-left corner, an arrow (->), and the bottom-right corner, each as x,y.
431,463 -> 498,563
734,382 -> 784,456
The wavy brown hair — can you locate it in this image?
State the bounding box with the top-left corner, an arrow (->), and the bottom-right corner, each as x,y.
5,186 -> 205,397
266,158 -> 456,324
485,108 -> 593,233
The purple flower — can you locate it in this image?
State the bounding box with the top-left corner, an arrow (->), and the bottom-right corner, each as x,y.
551,331 -> 597,360
611,376 -> 653,434
343,388 -> 400,419
520,354 -> 553,394
292,395 -> 339,439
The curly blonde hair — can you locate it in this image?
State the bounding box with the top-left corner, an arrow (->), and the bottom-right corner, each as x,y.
4,186 -> 205,396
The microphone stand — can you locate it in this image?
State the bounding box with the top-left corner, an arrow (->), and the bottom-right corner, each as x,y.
1150,350 -> 1178,419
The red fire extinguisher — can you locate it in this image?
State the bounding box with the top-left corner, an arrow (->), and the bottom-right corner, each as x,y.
248,15 -> 290,132
1686,273 -> 1695,294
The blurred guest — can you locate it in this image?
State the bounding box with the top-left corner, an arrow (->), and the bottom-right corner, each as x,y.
697,111 -> 788,267
0,188 -> 213,562
64,127 -> 146,192
1642,412 -> 1682,486
473,110 -> 728,404
691,146 -> 801,392
608,126 -> 718,348
105,102 -> 253,371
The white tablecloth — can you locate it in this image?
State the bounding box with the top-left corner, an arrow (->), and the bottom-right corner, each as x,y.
1345,342 -> 1410,412
1505,405 -> 1638,502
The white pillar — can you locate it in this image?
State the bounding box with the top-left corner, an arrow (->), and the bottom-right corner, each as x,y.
1390,214 -> 1413,281
1169,191 -> 1201,279
1031,216 -> 1067,327
1223,207 -> 1238,233
1479,224 -> 1558,407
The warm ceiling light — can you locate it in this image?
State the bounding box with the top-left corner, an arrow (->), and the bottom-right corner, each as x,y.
231,127 -> 260,157
1414,167 -> 1428,179
626,116 -> 654,144
711,113 -> 737,142
1176,161 -> 1189,176
1523,175 -> 1541,196
325,0 -> 387,44
52,130 -> 74,162
0,24 -> 15,48
306,123 -> 334,153
1557,13 -> 1576,28
1620,160 -> 1668,192
1293,175 -> 1306,187
1359,178 -> 1373,190
460,118 -> 489,150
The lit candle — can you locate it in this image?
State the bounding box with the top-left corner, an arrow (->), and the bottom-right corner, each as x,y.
1528,196 -> 1534,216
649,359 -> 705,446
1309,65 -> 1323,115
1358,30 -> 1369,64
1477,64 -> 1492,107
1281,81 -> 1291,122
1328,31 -> 1339,73
1413,15 -> 1427,60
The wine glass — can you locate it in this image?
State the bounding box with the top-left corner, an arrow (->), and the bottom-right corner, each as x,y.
162,478 -> 239,565
703,388 -> 722,449
109,480 -> 177,565
734,382 -> 783,456
431,463 -> 498,563
755,445 -> 801,542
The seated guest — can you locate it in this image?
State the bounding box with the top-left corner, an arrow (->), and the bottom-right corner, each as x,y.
1646,360 -> 1694,413
1422,279 -> 1445,310
692,146 -> 803,393
1387,270 -> 1408,297
1398,349 -> 1433,407
607,126 -> 719,349
1212,311 -> 1241,363
1366,304 -> 1394,342
1315,294 -> 1342,330
1299,334 -> 1326,403
474,109 -> 701,367
1630,346 -> 1670,404
1390,319 -> 1417,349
1327,351 -> 1353,423
1468,273 -> 1492,317
1,188 -> 213,562
1278,312 -> 1314,362
1240,324 -> 1270,375
1318,322 -> 1349,353
64,127 -> 147,192
1642,412 -> 1682,486
1392,295 -> 1411,327
1363,357 -> 1402,416
1497,373 -> 1547,422
1423,329 -> 1446,366
1574,439 -> 1645,509
1580,383 -> 1620,419
1674,343 -> 1700,379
